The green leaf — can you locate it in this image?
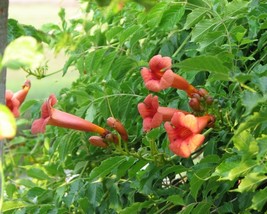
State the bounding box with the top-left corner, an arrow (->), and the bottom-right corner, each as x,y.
84,48 -> 107,73
237,173 -> 267,193
2,201 -> 29,212
2,36 -> 44,70
176,55 -> 230,80
241,91 -> 264,115
119,25 -> 141,44
236,108 -> 267,135
145,2 -> 168,28
232,130 -> 258,156
167,195 -> 185,206
250,187 -> 267,211
88,156 -> 127,182
27,167 -> 51,180
190,169 -> 211,199
120,201 -> 153,214
184,8 -> 208,29
192,202 -> 212,214
191,18 -> 218,42
159,5 -> 185,31
214,158 -> 257,181
181,203 -> 196,214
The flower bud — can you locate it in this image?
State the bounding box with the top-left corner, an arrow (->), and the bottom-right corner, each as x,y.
189,98 -> 203,112
89,136 -> 108,148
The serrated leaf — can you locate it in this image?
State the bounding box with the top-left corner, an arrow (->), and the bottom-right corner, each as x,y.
214,158 -> 257,181
88,156 -> 127,181
159,5 -> 185,31
232,130 -> 258,155
106,26 -> 123,42
176,55 -> 230,80
85,49 -> 107,73
237,173 -> 267,193
236,108 -> 267,135
145,2 -> 168,28
119,25 -> 141,44
241,91 -> 264,115
27,167 -> 51,180
181,203 -> 196,214
190,169 -> 210,199
192,202 -> 212,214
2,36 -> 44,70
167,195 -> 185,206
251,187 -> 267,211
184,8 -> 208,29
191,18 -> 218,42
120,201 -> 153,214
2,201 -> 29,212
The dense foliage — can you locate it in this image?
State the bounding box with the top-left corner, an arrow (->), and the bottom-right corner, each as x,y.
3,0 -> 267,213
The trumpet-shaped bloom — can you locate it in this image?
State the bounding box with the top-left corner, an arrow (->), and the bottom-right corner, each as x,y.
138,94 -> 189,132
5,80 -> 31,117
141,55 -> 198,96
31,94 -> 109,136
164,112 -> 214,158
137,94 -> 160,132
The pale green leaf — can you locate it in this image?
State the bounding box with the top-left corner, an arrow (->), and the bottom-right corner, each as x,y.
241,91 -> 264,115
232,130 -> 258,155
88,156 -> 127,181
167,195 -> 185,206
191,19 -> 218,42
237,173 -> 267,193
236,108 -> 267,135
176,55 -> 230,80
159,5 -> 185,31
2,201 -> 29,212
145,2 -> 168,28
184,8 -> 208,29
2,36 -> 44,70
250,187 -> 267,211
119,25 -> 141,44
27,167 -> 51,180
0,104 -> 16,140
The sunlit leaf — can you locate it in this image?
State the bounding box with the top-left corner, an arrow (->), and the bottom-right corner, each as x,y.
250,187 -> 267,211
2,36 -> 44,70
176,55 -> 230,80
0,104 -> 16,140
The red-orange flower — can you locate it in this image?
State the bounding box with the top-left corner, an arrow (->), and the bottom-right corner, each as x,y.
106,117 -> 128,141
5,80 -> 31,117
164,112 -> 214,158
89,136 -> 108,148
31,94 -> 109,136
138,94 -> 189,132
141,55 -> 198,96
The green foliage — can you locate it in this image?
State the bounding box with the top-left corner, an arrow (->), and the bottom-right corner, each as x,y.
3,0 -> 267,213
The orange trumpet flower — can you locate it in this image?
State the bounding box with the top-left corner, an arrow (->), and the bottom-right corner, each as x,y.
164,112 -> 215,158
31,94 -> 109,136
138,94 -> 189,132
141,55 -> 198,96
5,79 -> 31,117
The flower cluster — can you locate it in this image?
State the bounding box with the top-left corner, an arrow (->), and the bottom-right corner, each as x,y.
139,55 -> 215,158
31,94 -> 128,148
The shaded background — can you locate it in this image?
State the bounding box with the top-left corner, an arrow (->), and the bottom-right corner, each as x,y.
7,0 -> 80,100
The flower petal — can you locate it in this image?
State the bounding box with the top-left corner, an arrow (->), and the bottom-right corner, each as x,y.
149,55 -> 172,74
159,69 -> 174,89
31,118 -> 47,134
187,134 -> 205,153
172,112 -> 199,133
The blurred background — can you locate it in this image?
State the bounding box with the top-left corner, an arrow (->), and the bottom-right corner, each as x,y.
7,0 -> 80,100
